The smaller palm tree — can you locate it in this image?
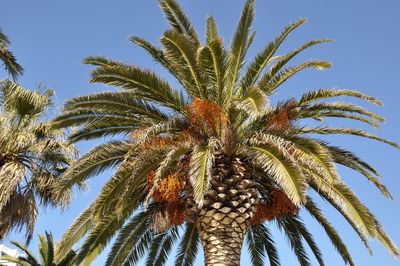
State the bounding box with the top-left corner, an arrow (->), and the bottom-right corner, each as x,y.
0,29 -> 23,80
0,80 -> 77,242
0,231 -> 77,266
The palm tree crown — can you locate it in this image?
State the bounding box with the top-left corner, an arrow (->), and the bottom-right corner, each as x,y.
0,81 -> 77,242
0,29 -> 23,80
53,0 -> 399,265
0,231 -> 76,266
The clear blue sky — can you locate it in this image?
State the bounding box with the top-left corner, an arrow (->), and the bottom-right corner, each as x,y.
1,0 -> 400,265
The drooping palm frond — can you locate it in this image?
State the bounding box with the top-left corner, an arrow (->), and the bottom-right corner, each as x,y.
246,224 -> 280,266
174,223 -> 200,266
304,197 -> 355,265
0,29 -> 23,80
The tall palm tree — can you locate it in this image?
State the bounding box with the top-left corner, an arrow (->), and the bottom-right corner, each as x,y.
0,29 -> 23,80
0,231 -> 76,266
0,81 -> 77,242
53,0 -> 399,265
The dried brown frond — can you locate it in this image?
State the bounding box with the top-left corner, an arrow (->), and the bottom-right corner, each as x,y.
152,204 -> 170,233
267,100 -> 297,131
0,192 -> 37,241
251,188 -> 299,224
151,201 -> 186,233
167,200 -> 186,226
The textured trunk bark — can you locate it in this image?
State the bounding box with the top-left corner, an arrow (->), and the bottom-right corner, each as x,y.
187,153 -> 258,266
198,216 -> 245,266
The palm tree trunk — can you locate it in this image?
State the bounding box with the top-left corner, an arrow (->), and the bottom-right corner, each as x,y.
198,213 -> 246,265
191,154 -> 258,266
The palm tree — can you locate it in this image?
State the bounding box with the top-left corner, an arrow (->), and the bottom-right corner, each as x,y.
0,80 -> 77,242
0,29 -> 23,80
53,0 -> 399,265
0,231 -> 76,266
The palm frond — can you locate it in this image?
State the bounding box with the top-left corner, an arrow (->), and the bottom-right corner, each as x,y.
239,18 -> 307,95
105,207 -> 156,266
0,29 -> 24,80
161,30 -> 205,98
326,145 -> 391,198
248,138 -> 307,206
205,16 -> 218,43
301,102 -> 384,123
284,216 -> 325,266
236,86 -> 268,116
309,175 -> 377,237
300,127 -> 399,149
227,0 -> 255,98
189,143 -> 215,207
146,227 -> 180,266
129,36 -> 183,83
158,0 -> 200,44
57,141 -> 131,193
63,91 -> 168,121
261,60 -> 332,95
314,185 -> 374,254
304,196 -> 355,266
84,59 -> 186,113
247,224 -> 280,266
298,88 -> 383,106
197,38 -> 228,105
174,222 -> 200,266
261,39 -> 333,87
276,218 -> 311,266
55,204 -> 94,260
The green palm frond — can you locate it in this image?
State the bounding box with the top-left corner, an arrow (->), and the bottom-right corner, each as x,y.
197,38 -> 228,105
56,204 -> 94,260
57,141 -> 131,192
236,86 -> 268,116
326,145 -> 391,198
309,176 -> 377,237
300,102 -> 384,123
261,60 -> 332,95
145,227 -> 179,266
205,16 -> 218,43
260,39 -> 333,86
0,29 -> 24,80
4,232 -> 76,266
300,127 -> 399,148
9,240 -> 40,265
276,218 -> 311,266
304,197 -> 355,266
105,207 -> 156,266
248,138 -> 307,205
84,60 -> 186,113
158,0 -> 200,44
247,224 -> 280,266
227,0 -> 255,98
283,216 -> 325,266
129,36 -> 183,83
63,91 -> 168,121
238,18 -> 307,96
189,143 -> 215,207
175,223 -> 200,266
161,30 -> 205,98
298,88 -> 383,106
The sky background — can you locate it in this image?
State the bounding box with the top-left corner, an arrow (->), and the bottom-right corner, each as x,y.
1,0 -> 400,265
